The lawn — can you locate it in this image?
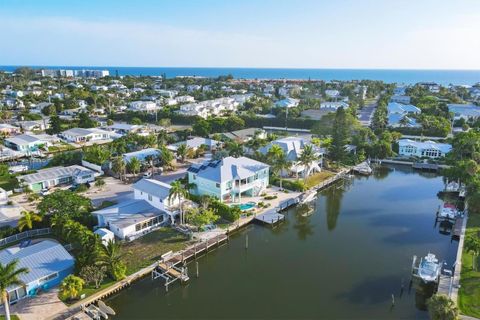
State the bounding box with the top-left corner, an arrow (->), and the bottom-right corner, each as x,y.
120,227 -> 191,275
0,315 -> 20,320
304,171 -> 335,189
458,213 -> 480,318
0,174 -> 19,191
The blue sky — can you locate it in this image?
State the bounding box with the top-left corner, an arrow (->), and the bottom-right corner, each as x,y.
1,0 -> 480,69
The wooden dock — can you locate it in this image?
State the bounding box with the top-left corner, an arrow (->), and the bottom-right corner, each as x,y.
452,217 -> 464,239
437,274 -> 453,296
412,162 -> 439,171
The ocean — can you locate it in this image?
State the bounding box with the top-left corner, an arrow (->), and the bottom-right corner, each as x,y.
1,66 -> 480,85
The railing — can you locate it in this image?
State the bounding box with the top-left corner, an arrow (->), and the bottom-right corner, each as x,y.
0,228 -> 51,247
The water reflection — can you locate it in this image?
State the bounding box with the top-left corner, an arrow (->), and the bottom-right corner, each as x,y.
293,203 -> 315,240
324,181 -> 347,231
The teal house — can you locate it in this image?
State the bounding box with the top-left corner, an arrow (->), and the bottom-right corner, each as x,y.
187,156 -> 269,203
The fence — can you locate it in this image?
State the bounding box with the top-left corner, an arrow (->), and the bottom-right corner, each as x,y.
0,228 -> 51,247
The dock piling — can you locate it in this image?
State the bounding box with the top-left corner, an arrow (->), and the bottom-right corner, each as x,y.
245,234 -> 249,250
196,261 -> 199,278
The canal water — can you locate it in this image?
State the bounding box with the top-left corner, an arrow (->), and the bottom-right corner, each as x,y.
107,165 -> 458,319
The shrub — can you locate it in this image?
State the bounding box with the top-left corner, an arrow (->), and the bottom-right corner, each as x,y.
209,199 -> 241,222
270,176 -> 306,192
75,184 -> 88,193
264,195 -> 277,200
94,179 -> 106,188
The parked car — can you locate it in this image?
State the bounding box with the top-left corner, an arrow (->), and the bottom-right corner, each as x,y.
40,188 -> 52,196
143,172 -> 152,178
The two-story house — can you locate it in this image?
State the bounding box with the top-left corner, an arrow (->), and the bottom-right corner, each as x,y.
187,156 -> 269,203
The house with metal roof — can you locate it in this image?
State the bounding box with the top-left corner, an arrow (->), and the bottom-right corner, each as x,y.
447,103 -> 480,120
4,134 -> 59,152
398,139 -> 452,158
387,102 -> 421,128
18,165 -> 96,192
217,128 -> 267,143
122,148 -> 161,164
187,156 -> 269,203
92,179 -> 180,240
60,127 -> 116,143
167,137 -> 221,152
0,240 -> 74,303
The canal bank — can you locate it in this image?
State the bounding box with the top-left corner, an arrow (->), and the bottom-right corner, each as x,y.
103,165 -> 458,319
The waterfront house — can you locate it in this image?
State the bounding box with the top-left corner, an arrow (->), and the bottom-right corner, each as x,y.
18,165 -> 96,192
398,139 -> 452,158
259,137 -> 323,177
60,128 -> 115,143
92,179 -> 180,240
4,133 -> 58,152
0,240 -> 74,303
105,122 -> 144,135
187,156 -> 269,203
16,119 -> 49,132
387,102 -> 421,128
447,103 -> 480,120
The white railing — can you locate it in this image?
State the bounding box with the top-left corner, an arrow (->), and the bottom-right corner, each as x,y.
0,228 -> 51,247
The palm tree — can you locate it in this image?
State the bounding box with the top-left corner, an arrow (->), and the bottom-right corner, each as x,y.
168,181 -> 188,225
426,294 -> 459,320
298,144 -> 318,179
274,155 -> 292,191
59,275 -> 85,301
464,235 -> 480,270
127,157 -> 141,176
176,143 -> 190,163
111,156 -> 126,181
98,240 -> 126,280
17,211 -> 42,232
225,141 -> 244,157
266,144 -> 284,167
0,260 -> 29,320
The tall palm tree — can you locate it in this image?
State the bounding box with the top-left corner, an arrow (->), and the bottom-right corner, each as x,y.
98,240 -> 126,280
168,181 -> 188,225
111,156 -> 126,181
0,260 -> 29,320
426,294 -> 459,320
176,143 -> 190,163
274,155 -> 292,191
298,144 -> 318,179
225,141 -> 244,157
266,144 -> 284,167
17,211 -> 42,232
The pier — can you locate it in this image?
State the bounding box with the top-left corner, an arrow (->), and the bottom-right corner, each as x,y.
254,210 -> 285,226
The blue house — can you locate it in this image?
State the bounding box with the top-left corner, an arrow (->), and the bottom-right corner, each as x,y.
0,240 -> 74,303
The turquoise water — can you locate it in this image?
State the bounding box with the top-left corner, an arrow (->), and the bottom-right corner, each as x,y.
232,201 -> 256,211
1,66 -> 480,85
107,165 -> 458,319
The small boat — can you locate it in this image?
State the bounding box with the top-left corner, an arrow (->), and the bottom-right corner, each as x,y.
437,203 -> 458,221
417,253 -> 441,283
445,180 -> 460,193
353,162 -> 372,175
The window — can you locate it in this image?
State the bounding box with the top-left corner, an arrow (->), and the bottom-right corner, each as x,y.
148,194 -> 153,201
38,273 -> 58,284
216,183 -> 220,188
193,174 -> 197,180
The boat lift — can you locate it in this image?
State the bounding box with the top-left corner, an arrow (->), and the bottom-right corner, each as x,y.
152,258 -> 189,292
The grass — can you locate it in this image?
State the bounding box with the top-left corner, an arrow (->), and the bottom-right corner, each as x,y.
120,227 -> 190,275
304,171 -> 335,189
95,200 -> 117,210
458,213 -> 480,318
59,278 -> 117,305
0,315 -> 20,320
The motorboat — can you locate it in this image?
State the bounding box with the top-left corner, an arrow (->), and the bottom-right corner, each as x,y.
437,203 -> 458,221
417,253 -> 441,283
300,190 -> 317,204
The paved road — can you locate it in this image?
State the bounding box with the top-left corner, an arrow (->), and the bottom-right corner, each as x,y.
358,100 -> 378,127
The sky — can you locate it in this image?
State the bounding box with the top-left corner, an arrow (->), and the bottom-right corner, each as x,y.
1,0 -> 480,69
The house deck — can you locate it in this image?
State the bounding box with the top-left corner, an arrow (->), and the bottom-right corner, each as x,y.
254,210 -> 285,225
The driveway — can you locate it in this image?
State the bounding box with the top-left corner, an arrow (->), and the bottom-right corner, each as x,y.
9,289 -> 67,320
86,177 -> 134,207
358,100 -> 378,127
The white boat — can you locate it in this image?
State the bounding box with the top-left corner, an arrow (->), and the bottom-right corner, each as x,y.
417,253 -> 441,283
445,180 -> 460,193
437,203 -> 457,221
353,162 -> 372,175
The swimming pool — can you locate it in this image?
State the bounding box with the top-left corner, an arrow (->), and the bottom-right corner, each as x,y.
232,202 -> 256,211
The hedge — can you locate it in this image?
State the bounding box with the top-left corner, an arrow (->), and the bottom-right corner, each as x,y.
270,176 -> 307,192
188,194 -> 241,222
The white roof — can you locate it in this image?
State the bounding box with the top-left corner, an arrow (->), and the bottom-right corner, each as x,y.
399,139 -> 452,153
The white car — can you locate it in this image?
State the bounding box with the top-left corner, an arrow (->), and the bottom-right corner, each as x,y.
40,188 -> 52,196
143,172 -> 152,178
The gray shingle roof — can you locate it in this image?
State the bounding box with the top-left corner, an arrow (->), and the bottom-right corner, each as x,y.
0,240 -> 74,289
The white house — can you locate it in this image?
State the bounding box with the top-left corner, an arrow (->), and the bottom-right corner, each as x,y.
175,95 -> 195,103
320,101 -> 348,110
168,137 -> 221,152
325,89 -> 340,98
387,102 -> 421,128
275,98 -> 299,108
398,139 -> 452,158
128,101 -> 159,112
390,95 -> 411,104
447,104 -> 480,120
92,179 -> 181,240
18,165 -> 96,192
60,128 -> 115,143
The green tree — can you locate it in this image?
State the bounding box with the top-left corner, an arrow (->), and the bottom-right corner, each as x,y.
130,117 -> 142,125
0,259 -> 29,320
80,265 -> 106,289
186,208 -> 220,228
192,119 -> 211,137
464,235 -> 480,270
37,190 -> 92,222
225,141 -> 244,157
159,145 -> 174,170
169,180 -> 188,225
126,157 -> 141,175
298,144 -> 318,179
78,112 -> 98,128
426,294 -> 459,320
176,143 -> 191,163
17,210 -> 42,231
329,107 -> 349,162
48,115 -> 62,134
59,275 -> 85,301
98,240 -> 127,281
111,156 -> 126,181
